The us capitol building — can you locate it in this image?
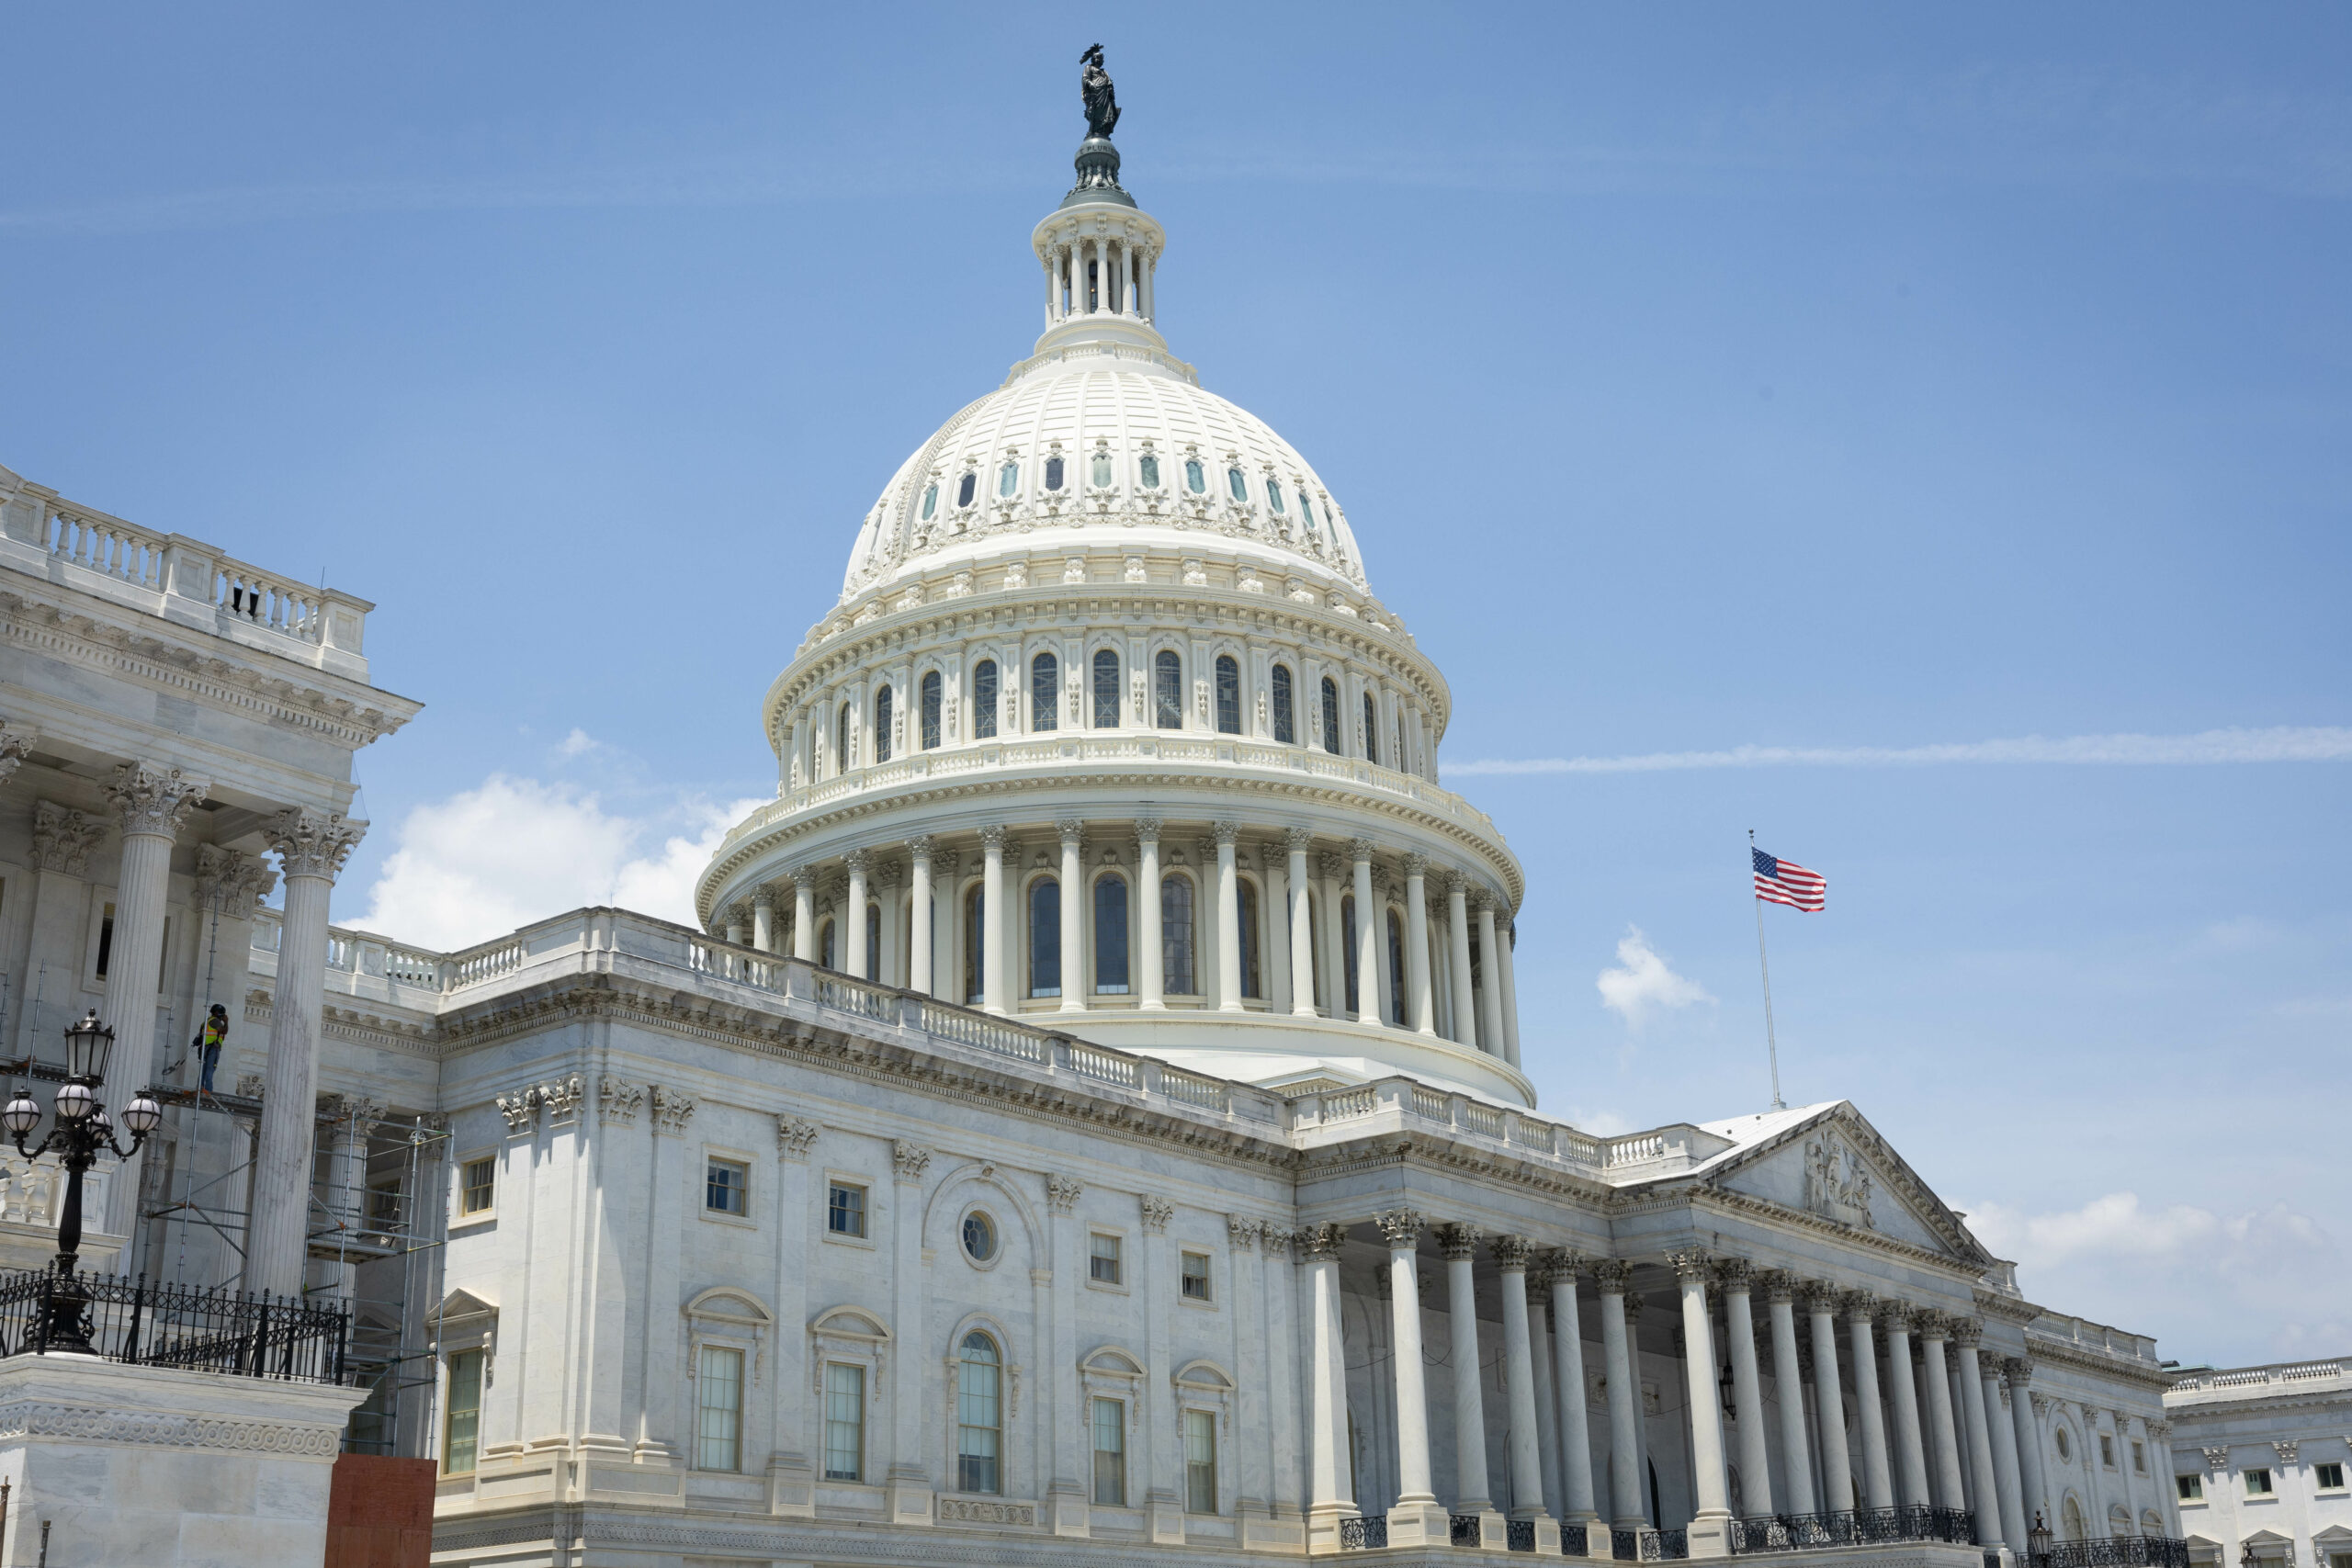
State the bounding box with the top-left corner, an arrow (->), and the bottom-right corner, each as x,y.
0,61 -> 2193,1568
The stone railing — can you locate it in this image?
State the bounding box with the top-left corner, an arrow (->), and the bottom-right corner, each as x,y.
2169,1359 -> 2348,1394
2027,1310 -> 2165,1368
1283,1074 -> 1715,1183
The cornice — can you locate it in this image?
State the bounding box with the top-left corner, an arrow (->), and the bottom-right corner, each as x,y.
1694,1185 -> 1990,1281
2023,1334 -> 2177,1393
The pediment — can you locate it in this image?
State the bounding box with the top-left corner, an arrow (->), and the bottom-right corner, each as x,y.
433,1288 -> 497,1326
1702,1103 -> 1989,1265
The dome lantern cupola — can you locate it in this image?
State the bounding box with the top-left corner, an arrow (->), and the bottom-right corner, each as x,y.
1031,44 -> 1167,358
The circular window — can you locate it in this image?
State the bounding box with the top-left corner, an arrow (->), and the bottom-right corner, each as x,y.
962,1211 -> 998,1263
2055,1427 -> 2073,1462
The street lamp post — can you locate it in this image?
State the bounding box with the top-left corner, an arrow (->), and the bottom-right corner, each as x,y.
3,1010 -> 163,1354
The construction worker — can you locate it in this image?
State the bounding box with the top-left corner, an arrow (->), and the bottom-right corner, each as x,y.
196,1003 -> 228,1094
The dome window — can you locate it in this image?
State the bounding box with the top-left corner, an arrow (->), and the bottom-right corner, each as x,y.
1271,664 -> 1295,745
1094,874 -> 1130,994
1138,454 -> 1160,489
1299,493 -> 1317,532
998,461 -> 1019,499
1045,456 -> 1066,491
1319,676 -> 1341,755
921,671 -> 943,750
874,684 -> 894,764
1362,692 -> 1378,765
973,660 -> 999,739
1030,652 -> 1059,732
921,483 -> 938,522
1226,467 -> 1247,502
1265,479 -> 1285,514
1029,876 -> 1060,998
1160,874 -> 1196,994
1185,459 -> 1206,494
1214,655 -> 1241,735
1091,649 -> 1121,728
1091,453 -> 1114,489
1153,649 -> 1183,729
957,472 -> 978,508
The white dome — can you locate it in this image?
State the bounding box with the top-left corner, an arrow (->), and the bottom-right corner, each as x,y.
838,349 -> 1369,604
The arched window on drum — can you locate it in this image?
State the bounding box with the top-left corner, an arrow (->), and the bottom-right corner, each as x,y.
1214,655 -> 1241,735
1029,876 -> 1060,998
1154,649 -> 1183,730
1319,677 -> 1341,755
1160,873 -> 1196,995
972,660 -> 999,739
921,671 -> 943,750
874,684 -> 894,764
1387,909 -> 1408,1026
1271,664 -> 1295,745
1091,649 -> 1121,729
1094,874 -> 1130,995
837,703 -> 854,773
1361,691 -> 1377,765
1031,652 -> 1058,732
963,884 -> 986,1006
1235,875 -> 1261,998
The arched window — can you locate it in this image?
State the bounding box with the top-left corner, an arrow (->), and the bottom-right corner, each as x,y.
865,903 -> 880,982
920,482 -> 938,522
1300,492 -> 1317,532
956,1332 -> 1002,1495
1362,692 -> 1378,765
1271,665 -> 1295,745
1395,714 -> 1407,772
837,703 -> 853,773
956,471 -> 977,508
963,885 -> 985,1006
1227,466 -> 1247,502
874,684 -> 894,764
819,919 -> 836,972
1045,455 -> 1066,491
1161,874 -> 1196,995
1265,479 -> 1285,514
921,671 -> 943,750
1185,458 -> 1205,493
1094,874 -> 1130,994
1090,452 -> 1113,489
1091,649 -> 1120,728
1319,677 -> 1341,755
973,660 -> 999,739
1236,876 -> 1261,999
1340,893 -> 1360,1015
1138,453 -> 1160,489
1154,649 -> 1183,729
1029,877 -> 1060,998
997,460 -> 1018,498
1387,910 -> 1408,1025
1030,652 -> 1058,732
1214,655 -> 1241,735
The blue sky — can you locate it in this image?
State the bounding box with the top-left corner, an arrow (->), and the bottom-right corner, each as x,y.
3,6 -> 2345,1367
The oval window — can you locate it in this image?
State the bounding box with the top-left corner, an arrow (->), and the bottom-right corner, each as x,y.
963,1212 -> 998,1263
1138,454 -> 1160,489
1227,467 -> 1248,502
1045,456 -> 1065,491
920,483 -> 938,521
1265,479 -> 1285,513
1091,453 -> 1113,489
957,472 -> 977,508
1185,458 -> 1205,493
998,461 -> 1018,498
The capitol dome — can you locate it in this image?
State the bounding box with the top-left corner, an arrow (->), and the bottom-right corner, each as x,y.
699,125 -> 1532,1107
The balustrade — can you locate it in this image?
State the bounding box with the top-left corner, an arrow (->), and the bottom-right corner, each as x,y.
1728,1506 -> 1976,1554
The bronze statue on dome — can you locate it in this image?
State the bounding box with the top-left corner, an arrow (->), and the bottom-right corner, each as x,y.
1080,43 -> 1120,139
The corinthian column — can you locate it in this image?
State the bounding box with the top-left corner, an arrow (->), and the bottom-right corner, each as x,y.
1402,852 -> 1436,1035
102,763 -> 209,1083
1136,819 -> 1165,1010
1593,1260 -> 1645,1531
1444,871 -> 1479,1051
1952,1320 -> 2007,1554
1764,1273 -> 1815,1516
1720,1261 -> 1773,1520
843,849 -> 870,979
1214,822 -> 1243,1011
1882,1304 -> 1932,1509
1544,1254 -> 1605,1550
1438,1223 -> 1500,1540
248,806 -> 364,1296
1673,1254 -> 1735,1557
1299,1224 -> 1359,1551
1378,1210 -> 1447,1547
1474,892 -> 1508,1058
790,864 -> 818,962
1917,1312 -> 1968,1511
1057,819 -> 1085,1012
2007,1360 -> 2048,1539
1845,1292 -> 1894,1510
1350,839 -> 1380,1023
906,839 -> 933,998
1286,829 -> 1316,1017
979,828 -> 1007,1014
1805,1281 -> 1856,1513
1496,1236 -> 1559,1547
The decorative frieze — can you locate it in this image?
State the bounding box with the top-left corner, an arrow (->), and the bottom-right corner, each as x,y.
0,722 -> 37,783
0,1401 -> 342,1457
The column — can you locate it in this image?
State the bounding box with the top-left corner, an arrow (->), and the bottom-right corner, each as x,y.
1846,1293 -> 1895,1510
1445,871 -> 1479,1051
1494,909 -> 1522,1066
906,839 -> 933,998
886,1140 -> 933,1527
1214,822 -> 1243,1012
1437,1223 -> 1502,1543
1474,893 -> 1508,1060
1984,1367 -> 2028,1551
1594,1261 -> 1645,1531
1496,1238 -> 1559,1547
2112,1408 -> 2142,1534
1286,829 -> 1317,1017
102,763 -> 208,1086
325,1094 -> 380,1301
1952,1321 -> 2007,1555
752,888 -> 775,953
1300,1224 -> 1360,1551
1402,853 -> 1436,1035
979,827 -> 1007,1014
1350,840 -> 1380,1023
1721,1262 -> 1772,1520
1805,1282 -> 1855,1513
2007,1361 -> 2048,1539
876,862 -> 902,987
1671,1255 -> 1736,1557
1545,1256 -> 1604,1547
843,850 -> 870,978
1057,819 -> 1084,1012
248,807 -> 363,1296
1141,245 -> 1156,319
1264,841 -> 1293,1012
1137,819 -> 1165,1010
1918,1313 -> 1968,1511
1317,852 -> 1347,1018
791,865 -> 818,962
1765,1274 -> 1815,1517
1883,1306 -> 1933,1510
1378,1211 -> 1447,1547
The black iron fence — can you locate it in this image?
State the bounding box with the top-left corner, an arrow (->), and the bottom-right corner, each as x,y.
1610,1528 -> 1690,1560
1562,1524 -> 1589,1556
0,1267 -> 347,1383
1453,1514 -> 1485,1547
2033,1540 -> 2194,1568
1339,1516 -> 1389,1551
1508,1519 -> 1537,1551
1732,1506 -> 1977,1553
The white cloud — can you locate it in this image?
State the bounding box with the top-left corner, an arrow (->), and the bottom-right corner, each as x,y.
1446,724 -> 2352,777
557,728 -> 598,759
353,773 -> 763,951
1596,926 -> 1714,1026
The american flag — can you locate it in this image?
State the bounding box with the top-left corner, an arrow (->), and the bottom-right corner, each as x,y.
1752,848 -> 1826,912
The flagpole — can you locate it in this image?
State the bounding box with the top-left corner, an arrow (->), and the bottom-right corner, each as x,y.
1750,829 -> 1786,1111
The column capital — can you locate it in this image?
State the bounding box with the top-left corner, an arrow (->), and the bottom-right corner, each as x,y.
1589,1258 -> 1634,1294
1057,817 -> 1086,847
0,722 -> 37,783
978,824 -> 1008,852
1715,1258 -> 1756,1292
1842,1288 -> 1880,1324
1801,1279 -> 1847,1314
1877,1301 -> 1917,1334
1212,819 -> 1240,847
1227,1214 -> 1261,1252
1401,851 -> 1428,878
891,1140 -> 933,1182
1668,1249 -> 1713,1284
1468,885 -> 1496,912
1296,1222 -> 1347,1260
751,885 -> 778,911
1532,1247 -> 1582,1287
1317,849 -> 1346,880
1347,835 -> 1375,863
906,834 -> 934,865
1139,1194 -> 1172,1234
1434,1222 -> 1481,1261
107,761 -> 211,838
933,848 -> 962,877
842,847 -> 871,876
1490,1235 -> 1533,1271
30,801 -> 105,875
1046,1172 -> 1082,1213
872,859 -> 902,890
194,844 -> 277,911
1950,1317 -> 1985,1349
790,861 -> 822,888
1374,1208 -> 1423,1249
1134,816 -> 1161,844
2003,1357 -> 2035,1387
263,807 -> 365,883
1759,1268 -> 1802,1304
1442,866 -> 1474,896
1914,1307 -> 1953,1339
1283,825 -> 1313,853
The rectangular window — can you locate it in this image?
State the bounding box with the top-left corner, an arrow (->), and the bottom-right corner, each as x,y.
706,1158 -> 749,1216
2132,1439 -> 2146,1473
1089,1233 -> 1123,1285
2317,1461 -> 2346,1491
460,1156 -> 495,1216
695,1345 -> 742,1471
94,900 -> 116,980
1184,1407 -> 1217,1514
2245,1468 -> 2273,1495
823,1362 -> 865,1481
2101,1434 -> 2117,1468
828,1182 -> 867,1237
1181,1250 -> 1211,1302
443,1348 -> 483,1474
1091,1396 -> 1126,1506
2177,1473 -> 2203,1501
